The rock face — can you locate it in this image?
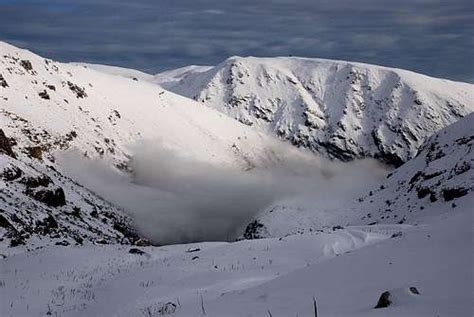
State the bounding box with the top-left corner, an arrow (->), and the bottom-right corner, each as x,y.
158,56 -> 474,166
0,129 -> 15,157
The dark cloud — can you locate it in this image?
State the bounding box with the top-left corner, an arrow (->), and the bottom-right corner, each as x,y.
0,0 -> 472,82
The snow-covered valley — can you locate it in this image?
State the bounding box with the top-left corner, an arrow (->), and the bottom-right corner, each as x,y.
1,42 -> 473,316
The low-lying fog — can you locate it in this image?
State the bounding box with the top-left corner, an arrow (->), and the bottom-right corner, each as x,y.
58,141 -> 390,245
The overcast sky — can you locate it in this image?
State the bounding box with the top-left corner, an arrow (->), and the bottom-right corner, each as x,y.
0,0 -> 472,82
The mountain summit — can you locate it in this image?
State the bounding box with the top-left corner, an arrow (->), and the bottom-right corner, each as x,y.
157,56 -> 474,166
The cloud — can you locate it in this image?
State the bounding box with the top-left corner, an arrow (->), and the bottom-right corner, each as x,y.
0,0 -> 471,82
57,140 -> 389,245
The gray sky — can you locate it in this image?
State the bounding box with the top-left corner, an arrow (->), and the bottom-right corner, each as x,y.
0,0 -> 472,82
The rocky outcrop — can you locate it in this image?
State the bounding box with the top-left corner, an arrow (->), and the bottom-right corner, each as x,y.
0,129 -> 15,157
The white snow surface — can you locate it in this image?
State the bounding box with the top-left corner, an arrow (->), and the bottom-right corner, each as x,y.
0,205 -> 471,316
157,56 -> 474,165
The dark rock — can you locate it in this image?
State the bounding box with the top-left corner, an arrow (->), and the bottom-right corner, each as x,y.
332,225 -> 344,231
391,231 -> 403,238
27,187 -> 66,207
55,240 -> 70,246
0,74 -> 8,88
21,175 -> 52,188
0,214 -> 17,232
374,291 -> 392,308
1,166 -> 23,181
409,287 -> 420,295
159,302 -> 177,315
20,60 -> 33,71
70,206 -> 82,218
38,90 -> 50,100
129,248 -> 146,255
10,236 -> 25,247
27,146 -> 43,160
113,221 -> 141,242
74,235 -> 84,245
416,186 -> 432,199
186,247 -> 201,253
0,129 -> 16,157
375,287 -> 420,309
46,84 -> 56,91
455,135 -> 474,145
67,81 -> 87,98
442,187 -> 469,201
423,171 -> 443,180
35,214 -> 59,235
243,220 -> 266,240
453,161 -> 470,175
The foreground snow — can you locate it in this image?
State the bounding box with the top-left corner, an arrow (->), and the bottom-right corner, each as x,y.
1,207 -> 471,316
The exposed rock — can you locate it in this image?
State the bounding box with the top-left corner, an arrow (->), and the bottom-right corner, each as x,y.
26,187 -> 66,207
442,187 -> 469,201
20,59 -> 33,72
38,90 -> 50,100
27,146 -> 43,160
0,74 -> 8,87
0,129 -> 16,157
20,175 -> 52,188
1,165 -> 23,181
374,287 -> 420,309
374,291 -> 392,308
129,248 -> 147,255
332,225 -> 344,231
34,214 -> 59,235
243,220 -> 267,240
67,81 -> 87,98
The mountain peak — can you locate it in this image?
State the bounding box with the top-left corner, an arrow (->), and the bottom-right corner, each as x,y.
158,56 -> 474,166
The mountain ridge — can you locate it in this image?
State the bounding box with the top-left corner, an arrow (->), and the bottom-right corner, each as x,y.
157,55 -> 474,166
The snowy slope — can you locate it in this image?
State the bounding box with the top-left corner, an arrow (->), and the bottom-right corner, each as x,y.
0,204 -> 470,316
0,42 -> 311,249
72,63 -> 154,82
355,112 -> 474,225
241,113 -> 474,239
153,65 -> 213,87
158,56 -> 474,166
0,153 -> 141,253
0,42 -> 292,170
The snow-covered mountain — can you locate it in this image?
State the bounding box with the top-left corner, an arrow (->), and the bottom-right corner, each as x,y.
1,42 -> 472,317
157,56 -> 474,166
240,113 -> 474,239
0,42 -> 308,250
